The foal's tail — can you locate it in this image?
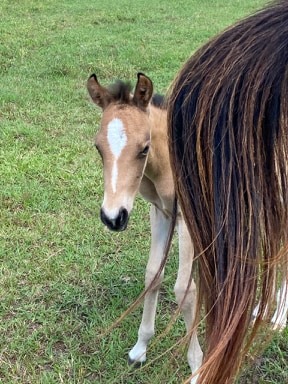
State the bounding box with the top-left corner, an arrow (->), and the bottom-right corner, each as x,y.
168,1 -> 288,383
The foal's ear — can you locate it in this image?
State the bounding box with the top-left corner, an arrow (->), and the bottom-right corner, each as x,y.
133,73 -> 153,110
87,74 -> 112,109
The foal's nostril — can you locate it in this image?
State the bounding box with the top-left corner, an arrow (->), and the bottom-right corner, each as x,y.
116,208 -> 128,229
100,208 -> 109,227
100,207 -> 129,231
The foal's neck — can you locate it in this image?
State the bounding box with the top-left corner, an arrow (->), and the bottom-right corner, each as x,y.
145,106 -> 169,179
141,105 -> 175,214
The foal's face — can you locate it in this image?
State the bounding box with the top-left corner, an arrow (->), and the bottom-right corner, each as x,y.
96,105 -> 151,231
87,73 -> 153,231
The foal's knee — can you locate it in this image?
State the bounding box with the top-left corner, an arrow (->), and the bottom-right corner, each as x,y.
174,279 -> 197,309
145,269 -> 164,291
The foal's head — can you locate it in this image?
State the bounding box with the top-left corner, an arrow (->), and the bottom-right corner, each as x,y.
87,73 -> 153,231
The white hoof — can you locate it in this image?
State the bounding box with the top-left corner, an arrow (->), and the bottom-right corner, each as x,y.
271,317 -> 287,331
190,374 -> 199,384
128,342 -> 147,365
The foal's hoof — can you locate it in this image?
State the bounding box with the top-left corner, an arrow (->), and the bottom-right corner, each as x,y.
128,356 -> 144,369
190,374 -> 200,384
271,320 -> 287,331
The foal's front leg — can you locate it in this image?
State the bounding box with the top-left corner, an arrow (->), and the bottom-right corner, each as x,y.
128,205 -> 171,365
175,218 -> 203,384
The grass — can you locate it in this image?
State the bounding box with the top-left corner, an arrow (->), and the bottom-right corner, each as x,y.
0,0 -> 287,383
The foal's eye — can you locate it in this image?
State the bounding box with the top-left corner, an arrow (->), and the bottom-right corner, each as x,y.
139,145 -> 150,157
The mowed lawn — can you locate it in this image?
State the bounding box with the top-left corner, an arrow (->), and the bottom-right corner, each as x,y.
1,0 -> 287,383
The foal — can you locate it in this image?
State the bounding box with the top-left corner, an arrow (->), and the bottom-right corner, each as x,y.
87,73 -> 202,382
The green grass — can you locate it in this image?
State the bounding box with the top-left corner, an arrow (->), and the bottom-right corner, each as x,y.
1,0 -> 287,383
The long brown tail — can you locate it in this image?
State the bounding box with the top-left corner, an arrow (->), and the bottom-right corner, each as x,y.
168,1 -> 288,382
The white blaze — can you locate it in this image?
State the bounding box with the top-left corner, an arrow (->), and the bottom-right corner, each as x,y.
107,118 -> 127,193
111,161 -> 118,193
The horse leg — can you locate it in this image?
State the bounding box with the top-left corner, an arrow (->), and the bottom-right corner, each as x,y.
271,276 -> 288,330
175,218 -> 203,384
128,205 -> 171,365
253,270 -> 287,330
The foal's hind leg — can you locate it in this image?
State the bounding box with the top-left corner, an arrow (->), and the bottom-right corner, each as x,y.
271,277 -> 288,330
253,272 -> 287,331
175,218 -> 202,384
128,205 -> 171,365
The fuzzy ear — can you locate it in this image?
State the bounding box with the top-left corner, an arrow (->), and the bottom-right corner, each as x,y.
87,74 -> 112,109
133,73 -> 153,110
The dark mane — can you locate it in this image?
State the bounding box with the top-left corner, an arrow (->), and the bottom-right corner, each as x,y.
108,80 -> 133,104
151,93 -> 166,109
108,79 -> 166,109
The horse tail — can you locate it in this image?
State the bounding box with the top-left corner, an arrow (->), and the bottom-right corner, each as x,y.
168,1 -> 288,382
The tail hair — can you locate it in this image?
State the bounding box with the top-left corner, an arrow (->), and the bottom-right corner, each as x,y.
168,1 -> 288,382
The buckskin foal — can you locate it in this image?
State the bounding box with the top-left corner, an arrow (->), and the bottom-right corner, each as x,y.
87,73 -> 202,383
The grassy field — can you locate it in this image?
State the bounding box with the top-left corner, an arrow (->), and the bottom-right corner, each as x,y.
1,0 -> 287,383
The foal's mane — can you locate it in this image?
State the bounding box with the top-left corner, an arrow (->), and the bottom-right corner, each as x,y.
151,93 -> 166,109
108,79 -> 166,109
108,80 -> 133,105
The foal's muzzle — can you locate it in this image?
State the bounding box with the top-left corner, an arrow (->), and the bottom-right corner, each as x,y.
100,207 -> 129,231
